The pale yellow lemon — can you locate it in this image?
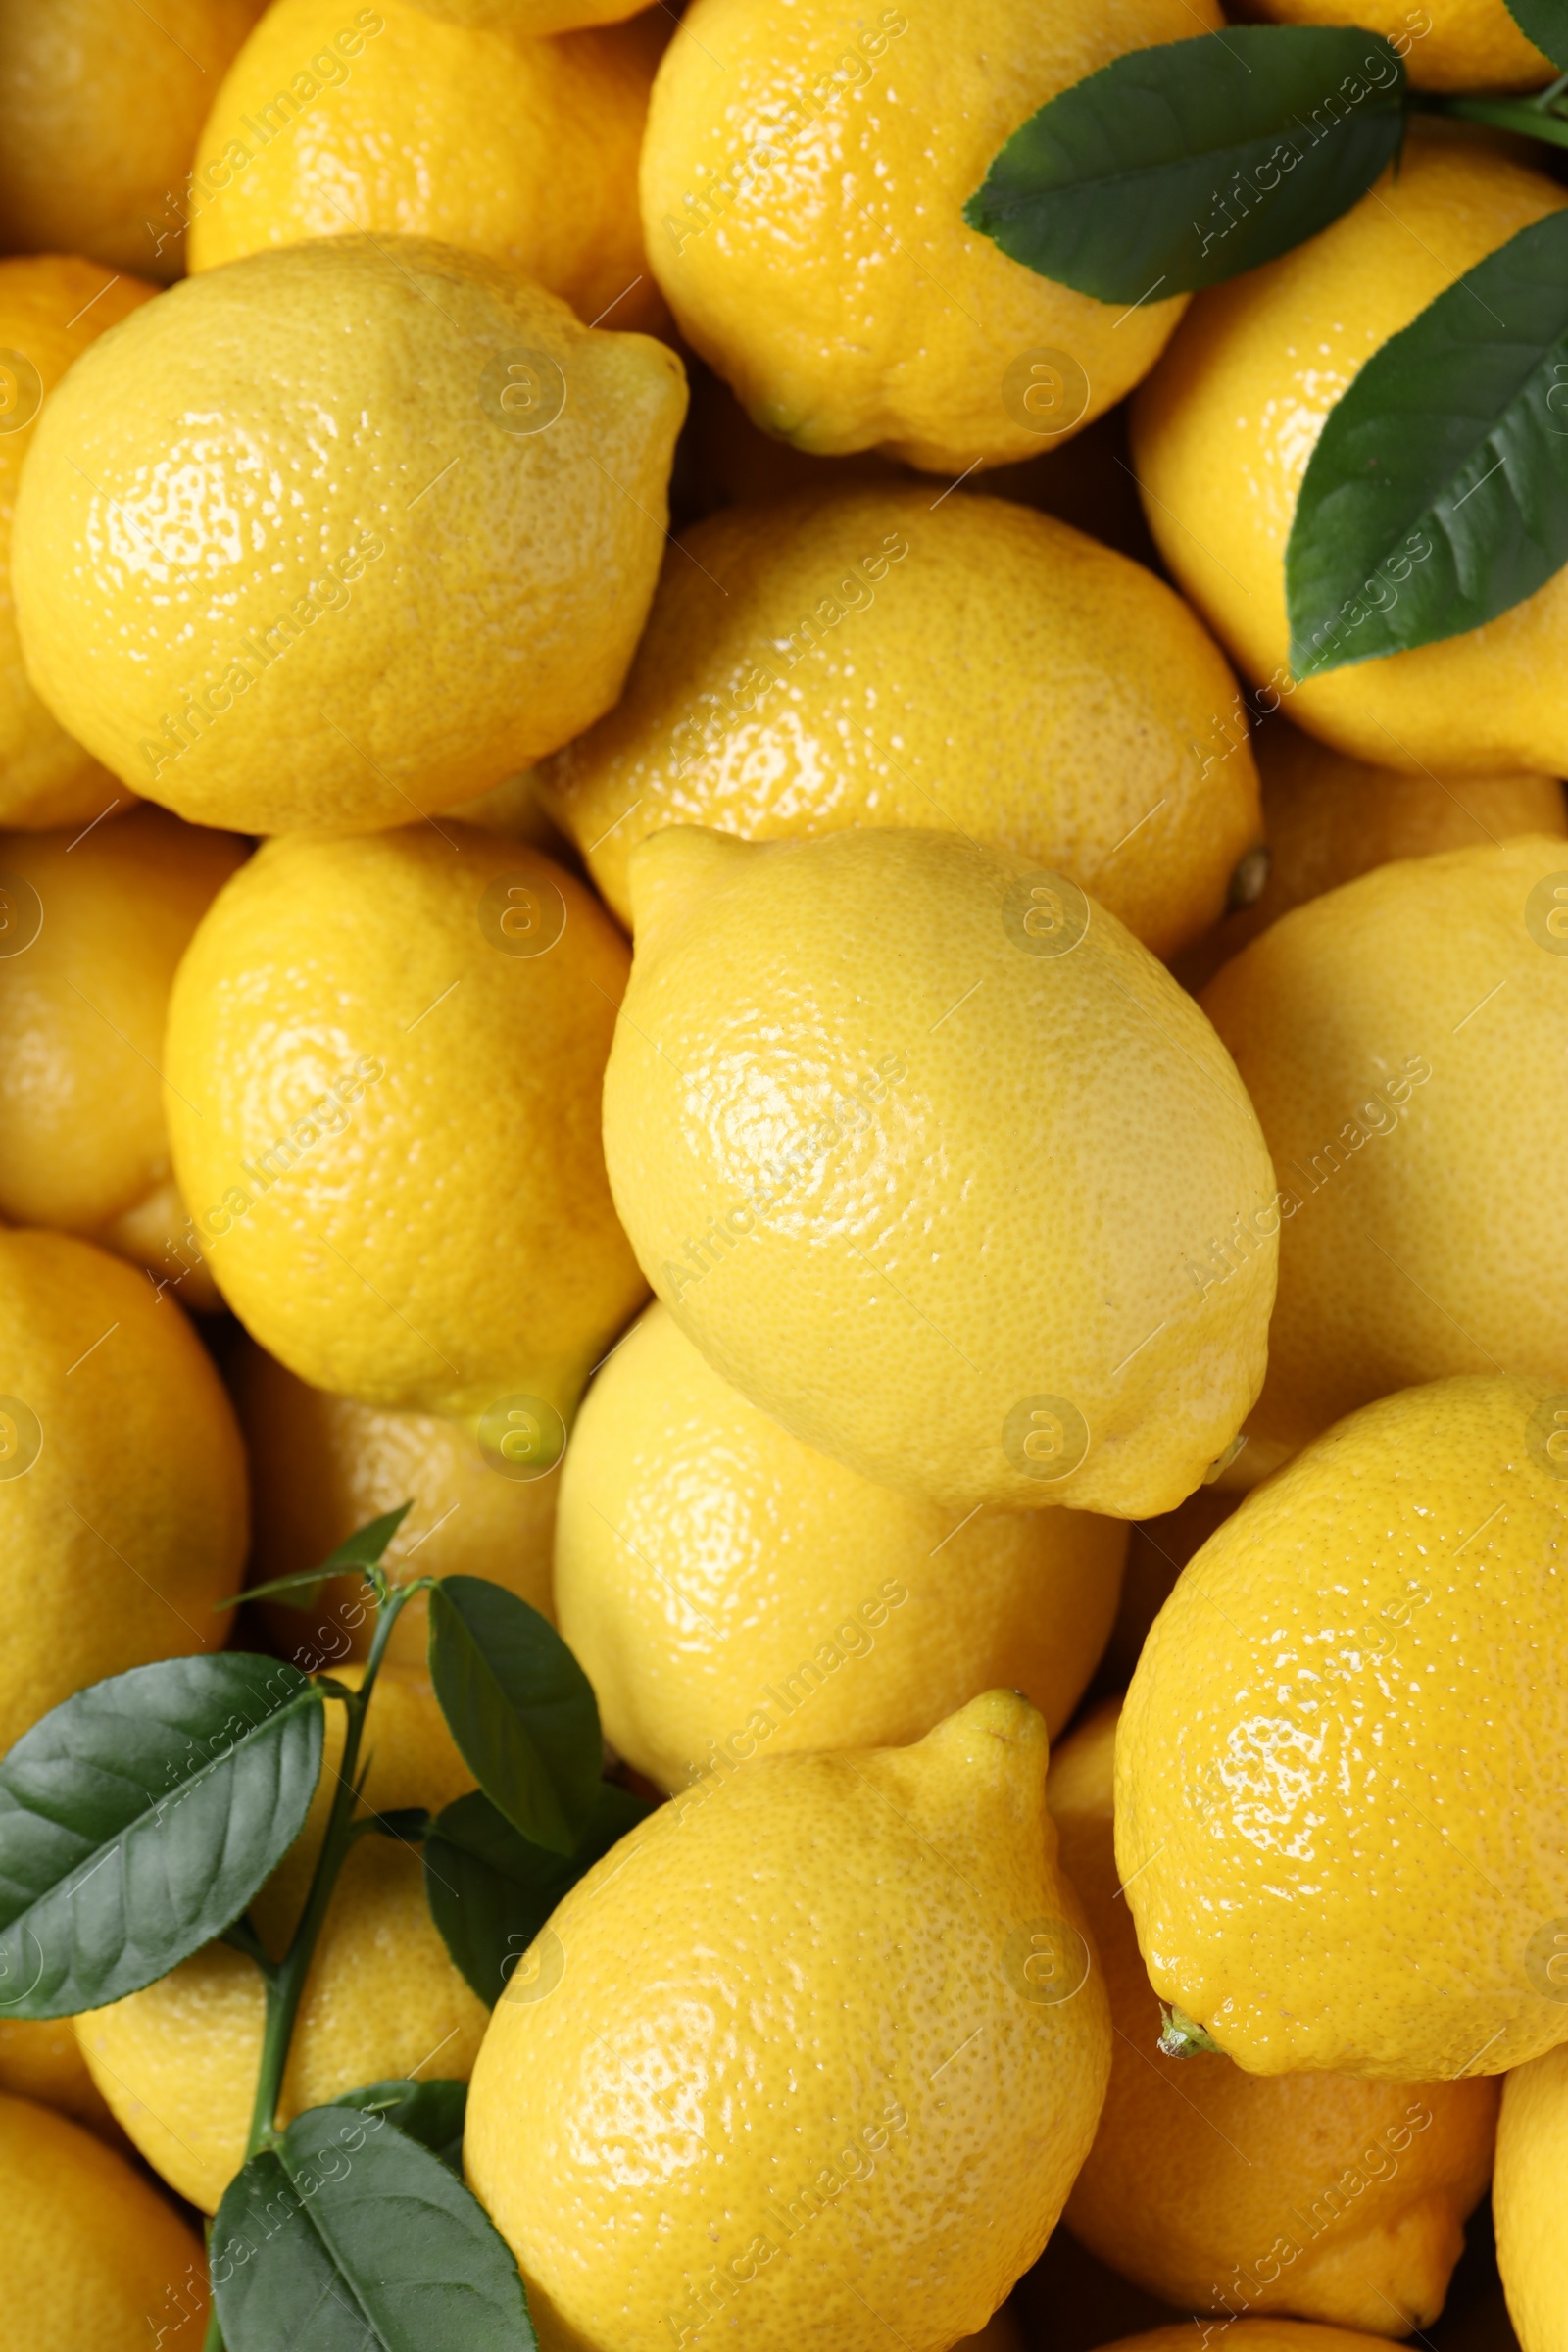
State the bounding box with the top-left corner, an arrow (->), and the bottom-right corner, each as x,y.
1053,1701 -> 1497,2331
0,1228 -> 246,1757
1132,137 -> 1568,776
189,0 -> 667,332
232,1334 -> 558,1670
11,236 -> 686,832
555,1302 -> 1126,1789
0,808 -> 246,1307
466,1691 -> 1112,2352
1234,0 -> 1554,91
1118,1375 -> 1568,2081
0,2092 -> 210,2349
600,826 -> 1275,1517
640,0 -> 1222,472
0,2020 -> 119,2140
542,486 -> 1260,960
164,826 -> 646,1419
1200,837 -> 1568,1473
1495,2041 -> 1568,2352
0,255 -> 154,829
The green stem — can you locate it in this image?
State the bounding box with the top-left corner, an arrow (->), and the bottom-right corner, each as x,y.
1410,88 -> 1568,150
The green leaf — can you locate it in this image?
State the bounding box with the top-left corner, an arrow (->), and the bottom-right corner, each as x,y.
211,2101 -> 535,2350
233,1503 -> 414,1614
1504,0 -> 1568,71
331,2079 -> 467,2174
1287,208 -> 1568,679
425,1579 -> 602,1855
0,1656 -> 321,2020
423,1784 -> 650,2004
963,26 -> 1405,303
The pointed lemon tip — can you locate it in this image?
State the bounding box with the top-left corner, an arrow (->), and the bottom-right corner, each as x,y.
916,1688 -> 1049,1773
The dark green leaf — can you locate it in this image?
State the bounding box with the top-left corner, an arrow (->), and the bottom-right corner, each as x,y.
1287,208 -> 1568,679
1504,0 -> 1568,71
211,2101 -> 535,2350
233,1503 -> 413,1613
964,26 -> 1405,302
360,1807 -> 431,1846
423,1783 -> 651,2004
0,1656 -> 321,2019
331,2080 -> 467,2173
425,1578 -> 601,1854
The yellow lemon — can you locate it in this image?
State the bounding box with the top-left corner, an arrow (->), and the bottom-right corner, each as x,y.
1096,2328 -> 1415,2352
11,235 -> 686,833
232,1334 -> 558,1670
78,1662 -> 482,2213
1200,836 -> 1568,1473
164,826 -> 646,1419
0,2091 -> 209,2349
542,486 -> 1260,960
1131,135 -> 1568,776
1117,1374 -> 1568,2082
0,1228 -> 246,1756
639,0 -> 1222,472
407,0 -> 648,24
1495,2041 -> 1568,2352
0,0 -> 264,279
0,807 -> 246,1308
189,0 -> 667,333
0,255 -> 155,830
1052,1701 -> 1497,2332
555,1302 -> 1126,1790
0,2020 -> 119,2140
600,826 -> 1275,1517
466,1690 -> 1112,2352
1236,0 -> 1554,92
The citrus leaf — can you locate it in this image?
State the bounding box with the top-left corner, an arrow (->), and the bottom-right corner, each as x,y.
0,1655 -> 321,2019
425,1579 -> 601,1855
1287,208 -> 1568,679
1504,0 -> 1568,70
964,26 -> 1405,302
331,2080 -> 467,2173
211,2101 -> 535,2351
233,1502 -> 413,1614
423,1784 -> 650,2004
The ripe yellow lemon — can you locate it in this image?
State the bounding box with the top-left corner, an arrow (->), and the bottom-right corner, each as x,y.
0,1228 -> 246,1756
600,826 -> 1275,1517
78,1663 -> 482,2213
0,2020 -> 118,2139
407,0 -> 648,24
164,826 -> 646,1419
466,1690 -> 1112,2351
1495,2041 -> 1568,2352
639,0 -> 1222,472
0,808 -> 246,1307
232,1334 -> 558,1670
1117,1375 -> 1568,2081
555,1302 -> 1126,1789
1052,1701 -> 1497,2332
1097,2328 -> 1410,2352
1132,136 -> 1568,776
0,0 -> 264,279
1237,0 -> 1554,92
0,2090 -> 209,2349
1200,836 -> 1568,1473
11,235 -> 686,833
0,255 -> 155,830
542,486 -> 1260,960
189,0 -> 667,333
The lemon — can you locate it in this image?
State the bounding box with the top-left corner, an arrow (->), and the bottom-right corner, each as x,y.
600,826 -> 1275,1517
1052,1700 -> 1498,2331
1132,135 -> 1568,776
0,807 -> 245,1308
11,235 -> 686,834
189,0 -> 667,333
0,2090 -> 209,2348
408,0 -> 648,24
556,1302 -> 1126,1789
1239,0 -> 1555,91
164,826 -> 646,1419
543,486 -> 1260,960
0,0 -> 264,279
1495,2041 -> 1568,2352
1200,836 -> 1568,1473
0,2020 -> 118,2139
1098,2328 -> 1411,2352
233,1334 -> 557,1670
466,1690 -> 1111,2352
0,256 -> 155,830
639,0 -> 1222,472
0,1228 -> 246,1757
78,1662 -> 482,2213
1117,1374 -> 1568,2081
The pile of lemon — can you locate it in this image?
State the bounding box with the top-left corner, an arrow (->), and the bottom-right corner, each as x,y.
2,0 -> 1568,2347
